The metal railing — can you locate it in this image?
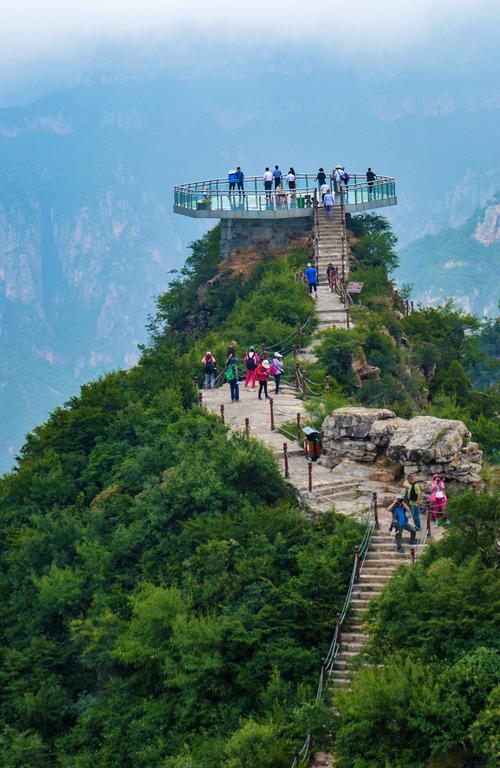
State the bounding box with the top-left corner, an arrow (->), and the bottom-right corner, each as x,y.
174,172 -> 396,214
290,494 -> 377,767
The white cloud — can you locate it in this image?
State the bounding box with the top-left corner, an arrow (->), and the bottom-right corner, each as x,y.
2,0 -> 499,65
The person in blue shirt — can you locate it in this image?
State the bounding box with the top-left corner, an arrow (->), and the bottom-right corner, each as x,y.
389,494 -> 417,552
304,263 -> 317,297
228,169 -> 236,194
235,166 -> 244,196
273,165 -> 282,189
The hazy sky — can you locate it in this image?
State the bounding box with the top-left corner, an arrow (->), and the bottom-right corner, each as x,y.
2,0 -> 500,65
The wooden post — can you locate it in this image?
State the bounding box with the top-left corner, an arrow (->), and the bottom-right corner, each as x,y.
296,412 -> 301,442
292,344 -> 297,359
308,461 -> 313,492
283,442 -> 289,478
198,391 -> 203,407
220,404 -> 225,424
372,491 -> 379,528
426,501 -> 432,537
269,398 -> 275,431
411,300 -> 414,313
336,611 -> 342,647
296,323 -> 302,347
245,417 -> 250,439
354,545 -> 360,579
194,376 -> 199,390
325,374 -> 331,393
410,546 -> 416,566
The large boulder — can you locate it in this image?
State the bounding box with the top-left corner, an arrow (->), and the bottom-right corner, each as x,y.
387,416 -> 470,464
322,407 -> 395,441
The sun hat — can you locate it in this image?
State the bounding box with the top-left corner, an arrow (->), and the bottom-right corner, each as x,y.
262,360 -> 270,369
274,351 -> 283,358
432,473 -> 441,479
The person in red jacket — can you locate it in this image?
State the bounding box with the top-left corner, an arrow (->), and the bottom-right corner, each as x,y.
244,346 -> 260,387
256,359 -> 270,400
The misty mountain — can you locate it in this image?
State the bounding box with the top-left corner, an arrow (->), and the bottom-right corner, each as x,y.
0,52 -> 499,470
396,194 -> 500,318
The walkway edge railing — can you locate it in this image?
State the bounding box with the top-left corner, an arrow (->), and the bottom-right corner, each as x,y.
290,494 -> 377,767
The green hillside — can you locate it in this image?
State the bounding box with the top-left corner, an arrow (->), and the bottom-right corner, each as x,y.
396,194 -> 500,318
0,215 -> 498,767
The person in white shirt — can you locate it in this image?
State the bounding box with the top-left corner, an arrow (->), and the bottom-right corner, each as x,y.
324,189 -> 334,219
320,182 -> 328,201
263,167 -> 273,199
286,168 -> 296,190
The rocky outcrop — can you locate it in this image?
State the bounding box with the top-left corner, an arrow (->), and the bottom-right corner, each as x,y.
321,407 -> 482,485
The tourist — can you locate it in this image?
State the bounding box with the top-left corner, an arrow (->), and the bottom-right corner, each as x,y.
316,167 -> 327,187
273,165 -> 282,189
201,350 -> 217,390
324,188 -> 334,220
228,168 -> 236,193
226,340 -> 238,363
332,166 -> 343,193
366,167 -> 376,197
304,262 -> 318,297
225,355 -> 240,402
319,181 -> 329,201
235,166 -> 245,195
405,474 -> 422,530
256,359 -> 271,400
270,351 -> 284,394
388,493 -> 417,553
326,262 -> 336,290
244,346 -> 260,388
276,184 -> 287,208
430,473 -> 448,525
263,167 -> 273,199
286,168 -> 296,190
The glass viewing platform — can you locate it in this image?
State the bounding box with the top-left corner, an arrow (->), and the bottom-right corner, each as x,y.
173,173 -> 397,219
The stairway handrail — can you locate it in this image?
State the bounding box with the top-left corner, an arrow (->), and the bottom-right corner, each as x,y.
290,496 -> 377,767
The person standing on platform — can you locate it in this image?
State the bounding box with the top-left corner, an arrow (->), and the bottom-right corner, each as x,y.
228,168 -> 236,194
388,494 -> 417,553
226,355 -> 240,402
273,165 -> 282,189
405,474 -> 423,531
235,166 -> 245,196
286,168 -> 296,190
201,350 -> 217,390
430,473 -> 449,525
256,359 -> 271,400
316,167 -> 327,188
270,352 -> 284,394
244,346 -> 260,388
366,167 -> 377,198
263,167 -> 273,199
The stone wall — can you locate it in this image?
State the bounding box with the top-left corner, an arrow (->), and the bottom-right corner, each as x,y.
219,217 -> 312,261
321,407 -> 482,486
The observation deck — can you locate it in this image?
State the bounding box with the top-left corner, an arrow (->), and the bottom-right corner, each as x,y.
173,173 -> 397,219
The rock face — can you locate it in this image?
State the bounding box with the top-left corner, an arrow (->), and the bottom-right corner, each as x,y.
321,408 -> 482,485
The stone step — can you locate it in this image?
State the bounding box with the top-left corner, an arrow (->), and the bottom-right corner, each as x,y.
331,669 -> 352,681
350,598 -> 370,608
336,649 -> 360,660
341,632 -> 367,643
364,551 -> 409,561
351,589 -> 384,600
339,640 -> 364,651
362,566 -> 399,576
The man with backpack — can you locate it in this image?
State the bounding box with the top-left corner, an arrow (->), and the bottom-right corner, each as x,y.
304,263 -> 318,297
388,493 -> 417,553
244,346 -> 260,388
405,474 -> 422,531
201,350 -> 217,390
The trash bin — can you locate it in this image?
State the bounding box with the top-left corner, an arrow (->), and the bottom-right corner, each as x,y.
303,427 -> 322,461
297,196 -> 305,209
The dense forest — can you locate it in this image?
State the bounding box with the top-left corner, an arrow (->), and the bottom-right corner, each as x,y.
0,214 -> 498,766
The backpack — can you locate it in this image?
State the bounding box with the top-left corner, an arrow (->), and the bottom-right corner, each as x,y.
269,363 -> 277,376
246,352 -> 257,370
409,482 -> 418,502
225,365 -> 235,382
343,171 -> 350,183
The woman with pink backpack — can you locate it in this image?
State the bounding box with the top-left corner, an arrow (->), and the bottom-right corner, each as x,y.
430,473 -> 449,525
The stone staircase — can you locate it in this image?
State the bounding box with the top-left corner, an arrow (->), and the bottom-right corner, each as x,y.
330,529 -> 417,687
315,207 -> 349,333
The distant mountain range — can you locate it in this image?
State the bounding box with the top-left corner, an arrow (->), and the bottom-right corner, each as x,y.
396,194 -> 500,318
0,52 -> 499,471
